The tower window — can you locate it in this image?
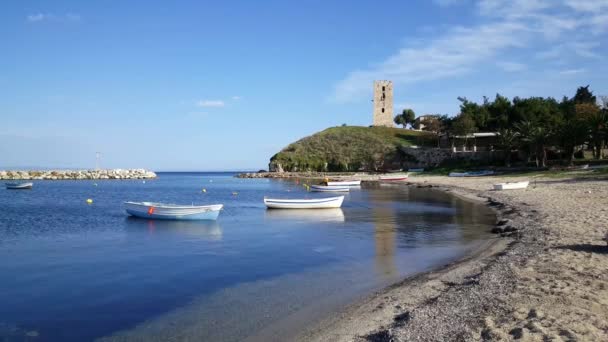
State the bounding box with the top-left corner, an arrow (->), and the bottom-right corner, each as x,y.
382,108 -> 385,113
382,86 -> 385,91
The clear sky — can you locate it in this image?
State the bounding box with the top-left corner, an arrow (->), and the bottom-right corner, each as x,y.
1,0 -> 607,170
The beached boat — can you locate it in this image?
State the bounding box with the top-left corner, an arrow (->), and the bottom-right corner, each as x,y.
310,185 -> 350,192
493,181 -> 529,190
379,174 -> 409,182
5,182 -> 33,190
449,171 -> 495,177
325,180 -> 361,186
264,196 -> 344,209
124,201 -> 223,220
408,168 -> 424,172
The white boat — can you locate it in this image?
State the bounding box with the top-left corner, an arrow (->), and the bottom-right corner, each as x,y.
493,181 -> 529,190
379,174 -> 409,182
6,182 -> 33,190
325,180 -> 361,186
449,171 -> 495,177
264,196 -> 344,209
124,201 -> 223,220
310,185 -> 350,192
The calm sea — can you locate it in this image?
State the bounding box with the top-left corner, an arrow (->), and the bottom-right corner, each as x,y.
0,172 -> 495,341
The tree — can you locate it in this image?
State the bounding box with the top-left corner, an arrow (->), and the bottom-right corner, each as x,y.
458,97 -> 490,131
394,114 -> 406,128
451,114 -> 477,149
497,128 -> 519,167
557,96 -> 587,165
402,109 -> 416,127
487,94 -> 512,130
515,121 -> 550,167
573,85 -> 597,105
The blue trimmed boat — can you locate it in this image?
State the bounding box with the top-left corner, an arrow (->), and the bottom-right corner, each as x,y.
124,202 -> 223,220
263,196 -> 344,209
5,182 -> 33,190
310,185 -> 350,192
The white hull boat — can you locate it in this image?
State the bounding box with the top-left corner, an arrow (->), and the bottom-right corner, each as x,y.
124,201 -> 223,220
310,185 -> 350,192
493,181 -> 529,190
379,174 -> 408,182
325,180 -> 361,186
264,196 -> 344,209
6,182 -> 33,190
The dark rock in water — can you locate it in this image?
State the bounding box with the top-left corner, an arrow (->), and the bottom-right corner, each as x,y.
497,219 -> 510,226
503,225 -> 518,232
491,227 -> 505,234
509,327 -> 524,339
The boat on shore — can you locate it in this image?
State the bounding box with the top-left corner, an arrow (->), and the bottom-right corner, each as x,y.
124,202 -> 223,220
408,168 -> 424,172
5,182 -> 33,190
264,196 -> 344,209
493,181 -> 529,190
310,185 -> 350,192
325,180 -> 361,186
379,174 -> 408,182
449,170 -> 495,177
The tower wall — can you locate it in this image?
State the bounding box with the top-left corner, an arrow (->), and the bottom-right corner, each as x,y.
372,81 -> 393,127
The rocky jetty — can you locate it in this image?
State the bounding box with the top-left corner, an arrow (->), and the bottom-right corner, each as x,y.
0,169 -> 157,180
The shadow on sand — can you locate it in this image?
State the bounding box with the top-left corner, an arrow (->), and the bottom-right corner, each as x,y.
554,244 -> 608,254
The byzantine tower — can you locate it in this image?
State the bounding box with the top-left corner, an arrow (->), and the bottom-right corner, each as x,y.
372,80 -> 393,126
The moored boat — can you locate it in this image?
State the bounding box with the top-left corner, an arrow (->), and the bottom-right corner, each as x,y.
449,170 -> 495,177
325,180 -> 361,186
5,182 -> 33,190
379,174 -> 408,182
124,201 -> 223,220
310,185 -> 350,192
408,168 -> 424,172
264,196 -> 344,209
493,181 -> 529,190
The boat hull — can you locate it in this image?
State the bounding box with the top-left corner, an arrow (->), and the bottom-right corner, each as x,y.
326,180 -> 361,186
264,196 -> 344,209
310,185 -> 350,192
379,175 -> 408,182
449,171 -> 495,177
124,202 -> 223,220
5,182 -> 33,190
493,181 -> 529,190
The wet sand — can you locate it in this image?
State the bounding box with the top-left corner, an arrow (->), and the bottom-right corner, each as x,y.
296,174 -> 608,341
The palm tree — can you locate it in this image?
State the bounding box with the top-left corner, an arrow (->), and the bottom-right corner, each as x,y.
515,121 -> 549,167
497,128 -> 518,167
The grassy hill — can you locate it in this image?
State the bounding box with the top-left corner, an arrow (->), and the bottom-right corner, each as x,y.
269,126 -> 436,172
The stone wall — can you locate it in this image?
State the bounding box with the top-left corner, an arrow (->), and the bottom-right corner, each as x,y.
0,169 -> 157,180
399,147 -> 504,168
372,80 -> 393,127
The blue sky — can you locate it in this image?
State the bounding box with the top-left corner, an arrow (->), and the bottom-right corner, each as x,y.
1,0 -> 607,170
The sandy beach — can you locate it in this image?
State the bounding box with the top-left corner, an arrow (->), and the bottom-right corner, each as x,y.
294,174 -> 608,341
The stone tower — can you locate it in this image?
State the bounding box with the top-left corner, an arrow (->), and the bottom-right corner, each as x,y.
372,80 -> 393,127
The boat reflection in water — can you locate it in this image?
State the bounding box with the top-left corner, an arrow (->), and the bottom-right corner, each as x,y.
263,208 -> 345,223
124,217 -> 223,241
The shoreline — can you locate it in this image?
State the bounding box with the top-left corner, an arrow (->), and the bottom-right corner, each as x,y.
288,174 -> 607,341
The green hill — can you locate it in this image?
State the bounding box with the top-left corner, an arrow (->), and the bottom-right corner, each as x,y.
269,126 -> 436,172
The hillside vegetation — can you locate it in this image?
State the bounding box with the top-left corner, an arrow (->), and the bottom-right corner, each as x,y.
269,126 -> 436,172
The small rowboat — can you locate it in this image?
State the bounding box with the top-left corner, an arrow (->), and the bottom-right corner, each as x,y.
493,181 -> 529,190
6,182 -> 33,190
408,168 -> 424,172
449,171 -> 495,177
325,180 -> 361,186
124,201 -> 223,220
379,174 -> 408,182
310,185 -> 350,192
264,196 -> 344,209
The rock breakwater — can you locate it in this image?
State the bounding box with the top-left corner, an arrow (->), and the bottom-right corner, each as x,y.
0,169 -> 157,180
